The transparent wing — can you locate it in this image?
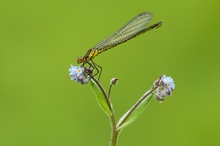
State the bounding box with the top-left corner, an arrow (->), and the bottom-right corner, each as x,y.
93,12 -> 153,50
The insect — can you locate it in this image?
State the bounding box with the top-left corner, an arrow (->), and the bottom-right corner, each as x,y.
77,12 -> 162,80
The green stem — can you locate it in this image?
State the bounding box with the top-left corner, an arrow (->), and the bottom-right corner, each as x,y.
117,86 -> 158,129
110,110 -> 118,146
91,77 -> 112,111
91,77 -> 118,146
108,83 -> 118,146
108,84 -> 113,99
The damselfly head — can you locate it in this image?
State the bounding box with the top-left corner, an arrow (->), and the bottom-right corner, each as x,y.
77,57 -> 84,64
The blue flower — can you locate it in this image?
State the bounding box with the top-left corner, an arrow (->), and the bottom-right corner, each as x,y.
69,65 -> 82,80
154,75 -> 175,102
69,65 -> 89,84
161,75 -> 175,91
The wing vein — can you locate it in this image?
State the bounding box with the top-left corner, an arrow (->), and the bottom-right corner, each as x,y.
93,12 -> 153,50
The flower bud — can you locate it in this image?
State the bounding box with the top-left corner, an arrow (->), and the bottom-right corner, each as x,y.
110,78 -> 119,85
154,94 -> 164,103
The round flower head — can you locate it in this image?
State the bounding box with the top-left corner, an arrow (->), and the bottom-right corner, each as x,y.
161,75 -> 175,91
153,75 -> 175,103
69,65 -> 89,84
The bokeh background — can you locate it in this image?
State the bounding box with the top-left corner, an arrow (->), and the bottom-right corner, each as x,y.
1,0 -> 220,146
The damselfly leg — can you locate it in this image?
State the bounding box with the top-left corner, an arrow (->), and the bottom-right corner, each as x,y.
82,60 -> 102,81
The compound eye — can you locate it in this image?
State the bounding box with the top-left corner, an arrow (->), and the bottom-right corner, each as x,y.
77,57 -> 84,64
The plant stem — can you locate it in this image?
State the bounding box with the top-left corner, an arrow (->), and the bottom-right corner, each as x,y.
108,83 -> 118,145
117,86 -> 158,128
110,109 -> 118,146
108,84 -> 113,99
91,77 -> 112,111
91,77 -> 119,146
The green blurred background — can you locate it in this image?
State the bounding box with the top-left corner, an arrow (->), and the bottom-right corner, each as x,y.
0,0 -> 220,146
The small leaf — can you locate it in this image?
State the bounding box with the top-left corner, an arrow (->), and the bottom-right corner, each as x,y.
90,79 -> 112,116
117,94 -> 153,130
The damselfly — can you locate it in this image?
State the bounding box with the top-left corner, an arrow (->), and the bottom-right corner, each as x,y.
77,12 -> 162,80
